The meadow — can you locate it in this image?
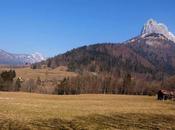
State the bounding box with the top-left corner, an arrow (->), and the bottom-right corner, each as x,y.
0,66 -> 77,81
0,92 -> 174,130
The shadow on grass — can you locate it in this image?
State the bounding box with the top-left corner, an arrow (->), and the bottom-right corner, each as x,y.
0,113 -> 175,130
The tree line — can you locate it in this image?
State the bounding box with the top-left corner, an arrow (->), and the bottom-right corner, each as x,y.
0,70 -> 21,91
0,69 -> 174,96
55,72 -> 161,95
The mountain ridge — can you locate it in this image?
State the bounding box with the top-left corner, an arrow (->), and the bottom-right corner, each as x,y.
0,49 -> 45,65
34,19 -> 175,79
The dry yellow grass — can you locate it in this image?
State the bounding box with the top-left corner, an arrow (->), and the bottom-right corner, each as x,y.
0,66 -> 77,81
0,92 -> 174,129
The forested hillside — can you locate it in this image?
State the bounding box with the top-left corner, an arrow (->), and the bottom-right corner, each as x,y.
30,32 -> 175,95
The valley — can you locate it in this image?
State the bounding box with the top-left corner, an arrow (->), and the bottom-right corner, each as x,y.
0,18 -> 175,129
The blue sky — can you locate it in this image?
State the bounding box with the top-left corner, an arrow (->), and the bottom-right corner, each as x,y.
0,0 -> 174,57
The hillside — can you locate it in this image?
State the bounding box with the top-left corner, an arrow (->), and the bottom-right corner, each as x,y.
28,19 -> 175,95
127,33 -> 175,75
41,44 -> 153,73
34,19 -> 175,80
0,66 -> 76,81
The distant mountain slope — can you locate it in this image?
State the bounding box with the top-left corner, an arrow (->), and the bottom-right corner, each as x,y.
0,49 -> 45,65
34,19 -> 175,77
127,33 -> 175,75
42,43 -> 153,73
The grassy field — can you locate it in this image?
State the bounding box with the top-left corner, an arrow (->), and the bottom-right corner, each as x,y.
0,66 -> 77,81
0,92 -> 174,130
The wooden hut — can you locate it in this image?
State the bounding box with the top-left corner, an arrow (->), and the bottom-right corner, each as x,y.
157,90 -> 175,100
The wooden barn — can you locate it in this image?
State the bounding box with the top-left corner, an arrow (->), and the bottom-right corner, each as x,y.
157,90 -> 175,100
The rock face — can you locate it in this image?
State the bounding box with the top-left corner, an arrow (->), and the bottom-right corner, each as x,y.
0,50 -> 45,65
141,19 -> 175,43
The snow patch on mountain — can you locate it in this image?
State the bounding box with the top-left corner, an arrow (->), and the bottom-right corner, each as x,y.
31,52 -> 46,62
141,19 -> 175,43
0,50 -> 46,65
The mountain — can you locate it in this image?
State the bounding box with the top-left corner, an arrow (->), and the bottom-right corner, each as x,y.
127,33 -> 175,75
34,19 -> 175,78
0,49 -> 45,65
141,19 -> 175,43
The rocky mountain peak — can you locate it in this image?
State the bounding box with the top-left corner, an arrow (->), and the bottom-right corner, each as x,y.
141,19 -> 175,43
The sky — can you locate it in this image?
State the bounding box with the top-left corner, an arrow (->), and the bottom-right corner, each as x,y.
0,0 -> 175,57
